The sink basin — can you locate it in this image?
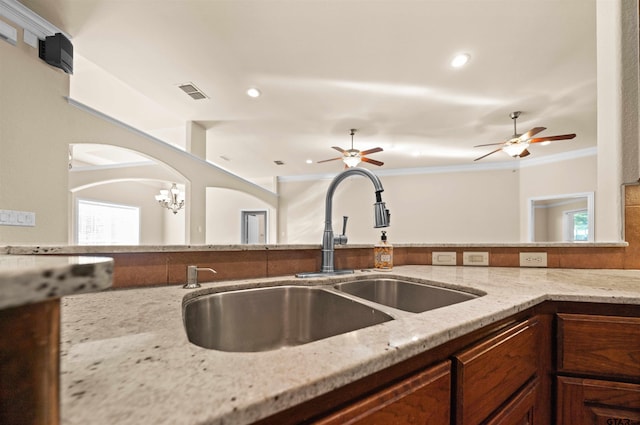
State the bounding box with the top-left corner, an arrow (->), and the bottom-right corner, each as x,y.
183,286 -> 393,352
334,278 -> 478,313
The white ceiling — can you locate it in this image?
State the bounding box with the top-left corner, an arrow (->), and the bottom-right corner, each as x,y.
23,0 -> 597,179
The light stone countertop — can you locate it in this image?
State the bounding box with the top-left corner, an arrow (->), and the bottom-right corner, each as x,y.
0,255 -> 113,310
2,241 -> 628,255
60,265 -> 640,425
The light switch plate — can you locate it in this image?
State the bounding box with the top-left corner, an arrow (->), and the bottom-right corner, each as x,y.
0,209 -> 36,227
463,251 -> 489,266
432,251 -> 457,266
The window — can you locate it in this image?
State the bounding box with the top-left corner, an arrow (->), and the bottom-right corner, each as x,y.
76,199 -> 140,245
564,209 -> 589,242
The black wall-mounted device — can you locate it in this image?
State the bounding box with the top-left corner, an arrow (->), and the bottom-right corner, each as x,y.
38,32 -> 73,74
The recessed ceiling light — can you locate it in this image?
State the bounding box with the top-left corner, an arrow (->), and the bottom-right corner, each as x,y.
247,87 -> 261,98
451,53 -> 470,68
306,159 -> 313,164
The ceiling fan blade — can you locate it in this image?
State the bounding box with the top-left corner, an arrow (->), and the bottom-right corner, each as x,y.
332,146 -> 346,153
529,133 -> 576,144
519,149 -> 531,158
520,127 -> 547,140
361,157 -> 384,166
317,157 -> 342,163
474,147 -> 503,161
360,147 -> 383,156
474,142 -> 507,148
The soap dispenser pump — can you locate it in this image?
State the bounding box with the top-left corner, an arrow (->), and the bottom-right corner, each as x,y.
374,231 -> 393,271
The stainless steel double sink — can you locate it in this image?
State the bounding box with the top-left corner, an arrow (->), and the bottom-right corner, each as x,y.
183,278 -> 480,352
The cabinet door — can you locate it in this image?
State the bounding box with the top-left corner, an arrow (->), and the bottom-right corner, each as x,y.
314,360 -> 451,425
557,314 -> 640,380
557,376 -> 640,425
484,379 -> 538,425
454,317 -> 540,425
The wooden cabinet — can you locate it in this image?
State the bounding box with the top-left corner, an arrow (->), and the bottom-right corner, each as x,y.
484,378 -> 538,425
557,377 -> 640,425
258,305 -> 638,425
453,317 -> 541,425
557,314 -> 640,380
557,314 -> 640,425
314,360 -> 451,425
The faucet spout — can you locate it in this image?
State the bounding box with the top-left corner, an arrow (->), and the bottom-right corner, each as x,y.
297,167 -> 391,278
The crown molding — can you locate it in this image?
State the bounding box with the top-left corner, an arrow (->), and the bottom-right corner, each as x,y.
0,0 -> 69,47
278,147 -> 597,182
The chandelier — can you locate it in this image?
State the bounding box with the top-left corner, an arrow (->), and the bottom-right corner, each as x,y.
155,183 -> 185,214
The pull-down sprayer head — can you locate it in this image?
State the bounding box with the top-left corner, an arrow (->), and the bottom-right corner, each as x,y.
374,191 -> 390,228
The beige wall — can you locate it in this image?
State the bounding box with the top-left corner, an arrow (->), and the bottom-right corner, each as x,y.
206,188 -> 275,244
519,154 -> 597,241
0,23 -> 71,243
278,155 -> 598,245
278,167 -> 521,244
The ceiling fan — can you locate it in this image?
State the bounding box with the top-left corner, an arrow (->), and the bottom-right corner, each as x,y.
317,129 -> 384,168
474,111 -> 576,161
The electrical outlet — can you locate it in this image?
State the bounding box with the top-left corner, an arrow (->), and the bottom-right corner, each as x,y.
432,252 -> 457,266
519,252 -> 547,267
463,251 -> 489,266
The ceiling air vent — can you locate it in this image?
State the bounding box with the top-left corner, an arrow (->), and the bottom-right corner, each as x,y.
178,82 -> 208,100
274,160 -> 285,165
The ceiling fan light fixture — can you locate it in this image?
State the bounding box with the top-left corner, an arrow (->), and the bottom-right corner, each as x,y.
502,142 -> 529,157
343,155 -> 361,167
540,141 -> 552,146
451,53 -> 470,68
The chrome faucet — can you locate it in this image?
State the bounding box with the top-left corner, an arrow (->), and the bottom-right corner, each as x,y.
297,167 -> 390,278
184,265 -> 217,289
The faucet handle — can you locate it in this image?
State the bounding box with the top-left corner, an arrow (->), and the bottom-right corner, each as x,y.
341,216 -> 348,235
334,216 -> 349,245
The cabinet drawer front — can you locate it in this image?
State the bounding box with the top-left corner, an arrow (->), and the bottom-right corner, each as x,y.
454,318 -> 540,425
557,314 -> 640,379
484,378 -> 538,425
557,376 -> 640,425
314,361 -> 451,425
